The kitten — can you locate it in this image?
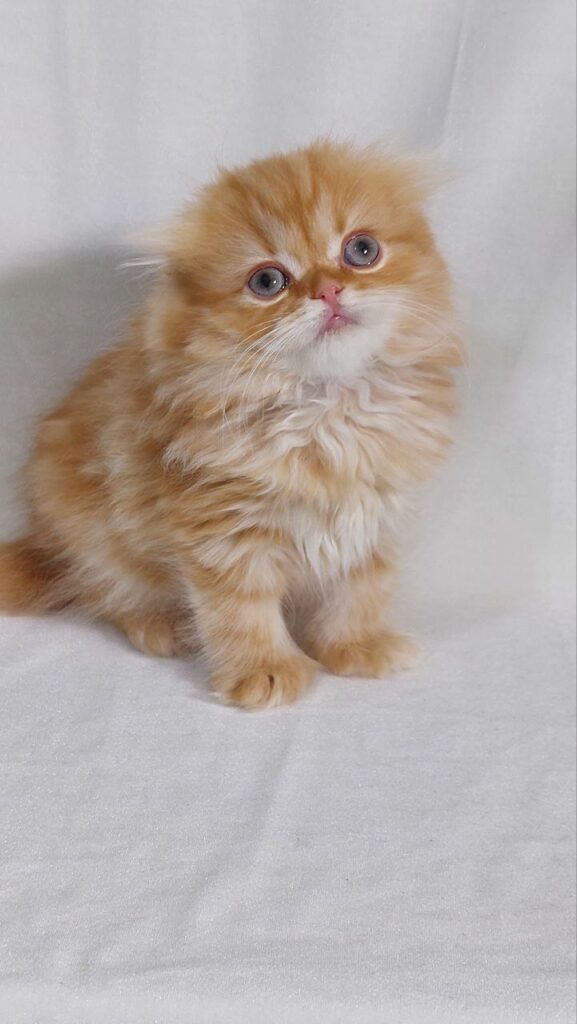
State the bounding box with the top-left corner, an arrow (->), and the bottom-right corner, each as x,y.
0,141 -> 463,708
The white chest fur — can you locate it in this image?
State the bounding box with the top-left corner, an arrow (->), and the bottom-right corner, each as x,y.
274,485 -> 405,580
172,367 -> 448,582
264,381 -> 416,579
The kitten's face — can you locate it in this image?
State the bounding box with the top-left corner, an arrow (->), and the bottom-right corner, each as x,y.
166,142 -> 455,380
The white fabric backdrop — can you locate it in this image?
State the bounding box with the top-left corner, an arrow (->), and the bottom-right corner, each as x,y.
0,1 -> 575,1022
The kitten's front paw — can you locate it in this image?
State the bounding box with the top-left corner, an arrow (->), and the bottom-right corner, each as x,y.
215,655 -> 317,710
315,631 -> 421,679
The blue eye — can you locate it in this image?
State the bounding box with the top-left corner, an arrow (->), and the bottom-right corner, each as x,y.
247,265 -> 289,298
343,233 -> 381,267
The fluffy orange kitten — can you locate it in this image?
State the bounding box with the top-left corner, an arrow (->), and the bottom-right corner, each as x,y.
0,141 -> 463,708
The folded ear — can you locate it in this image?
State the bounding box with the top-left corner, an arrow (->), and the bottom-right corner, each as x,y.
123,207 -> 203,293
123,216 -> 183,265
364,142 -> 457,206
118,223 -> 170,286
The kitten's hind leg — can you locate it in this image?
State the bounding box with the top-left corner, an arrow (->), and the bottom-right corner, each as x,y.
109,608 -> 196,659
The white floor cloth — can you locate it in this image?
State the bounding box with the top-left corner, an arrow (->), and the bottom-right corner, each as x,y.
0,1 -> 575,1021
0,608 -> 575,1024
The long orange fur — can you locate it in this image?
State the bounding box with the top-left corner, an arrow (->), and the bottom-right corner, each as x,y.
0,141 -> 463,708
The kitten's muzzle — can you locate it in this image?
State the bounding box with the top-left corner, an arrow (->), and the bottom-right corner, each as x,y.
312,278 -> 356,336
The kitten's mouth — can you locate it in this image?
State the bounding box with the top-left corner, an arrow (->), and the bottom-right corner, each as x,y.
317,308 -> 356,338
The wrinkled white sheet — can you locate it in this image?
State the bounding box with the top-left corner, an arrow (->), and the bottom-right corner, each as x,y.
0,609 -> 574,1024
0,1 -> 575,1021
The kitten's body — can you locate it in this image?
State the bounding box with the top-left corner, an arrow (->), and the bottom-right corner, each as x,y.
0,142 -> 463,707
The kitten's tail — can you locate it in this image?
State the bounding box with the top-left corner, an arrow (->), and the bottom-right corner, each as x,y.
0,539 -> 65,614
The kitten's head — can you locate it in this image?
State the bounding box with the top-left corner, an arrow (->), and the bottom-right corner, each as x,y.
154,141 -> 461,381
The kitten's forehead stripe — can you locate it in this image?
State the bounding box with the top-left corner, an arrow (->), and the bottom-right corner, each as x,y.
233,153 -> 336,264
251,187 -> 354,277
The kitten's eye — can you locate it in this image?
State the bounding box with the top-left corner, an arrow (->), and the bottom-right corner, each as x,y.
247,265 -> 289,298
343,233 -> 381,268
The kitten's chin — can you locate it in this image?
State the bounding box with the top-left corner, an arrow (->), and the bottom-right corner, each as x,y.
282,321 -> 391,381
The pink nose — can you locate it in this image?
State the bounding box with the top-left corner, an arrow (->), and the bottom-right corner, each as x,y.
312,278 -> 343,306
